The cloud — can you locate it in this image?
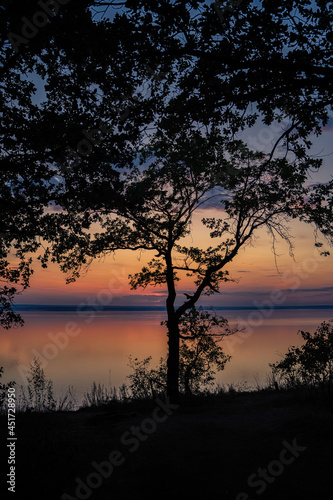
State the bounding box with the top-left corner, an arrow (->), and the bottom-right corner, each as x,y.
284,286 -> 333,294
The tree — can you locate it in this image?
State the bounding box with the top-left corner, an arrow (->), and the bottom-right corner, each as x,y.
270,321 -> 333,393
2,0 -> 333,325
1,1 -> 333,400
1,0 -> 169,327
39,127 -> 331,401
0,0 -> 61,328
85,0 -> 333,139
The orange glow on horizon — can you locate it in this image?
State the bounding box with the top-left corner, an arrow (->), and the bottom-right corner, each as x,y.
14,210 -> 332,307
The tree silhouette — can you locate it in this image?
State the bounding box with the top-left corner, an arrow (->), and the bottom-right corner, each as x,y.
0,1 -> 64,327
41,128 -> 331,400
1,1 -> 333,399
2,0 -> 333,323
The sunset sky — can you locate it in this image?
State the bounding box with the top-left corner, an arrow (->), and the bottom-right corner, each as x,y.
16,141 -> 332,309
15,217 -> 332,308
16,52 -> 332,310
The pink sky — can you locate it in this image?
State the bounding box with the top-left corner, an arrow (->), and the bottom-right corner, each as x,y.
15,213 -> 332,308
14,120 -> 333,308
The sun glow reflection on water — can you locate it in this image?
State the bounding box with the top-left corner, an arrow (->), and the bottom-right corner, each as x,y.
0,309 -> 332,400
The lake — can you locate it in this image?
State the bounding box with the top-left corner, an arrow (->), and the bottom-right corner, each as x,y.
1,307 -> 332,402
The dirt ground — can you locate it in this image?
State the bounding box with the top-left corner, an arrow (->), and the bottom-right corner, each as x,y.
1,390 -> 332,500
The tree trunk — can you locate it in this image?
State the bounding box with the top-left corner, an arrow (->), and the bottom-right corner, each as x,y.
165,247 -> 179,402
167,315 -> 180,402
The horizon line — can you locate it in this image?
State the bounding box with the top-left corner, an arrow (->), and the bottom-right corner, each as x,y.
13,304 -> 333,312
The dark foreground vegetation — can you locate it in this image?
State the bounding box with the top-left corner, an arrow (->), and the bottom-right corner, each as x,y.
0,387 -> 333,500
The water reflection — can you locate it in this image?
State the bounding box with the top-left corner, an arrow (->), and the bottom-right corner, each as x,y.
0,309 -> 332,399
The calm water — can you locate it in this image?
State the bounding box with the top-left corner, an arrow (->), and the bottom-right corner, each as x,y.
1,308 -> 332,401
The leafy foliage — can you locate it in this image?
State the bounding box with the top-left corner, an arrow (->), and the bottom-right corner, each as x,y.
1,0 -> 333,398
177,307 -> 233,394
0,287 -> 24,329
1,0 -> 333,330
270,321 -> 333,393
127,307 -> 233,397
127,356 -> 165,399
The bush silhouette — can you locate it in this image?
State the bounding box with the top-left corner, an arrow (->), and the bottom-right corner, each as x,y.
270,320 -> 333,394
19,357 -> 56,412
19,357 -> 76,412
127,307 -> 232,398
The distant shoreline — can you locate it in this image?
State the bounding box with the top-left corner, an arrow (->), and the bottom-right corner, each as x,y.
13,304 -> 333,312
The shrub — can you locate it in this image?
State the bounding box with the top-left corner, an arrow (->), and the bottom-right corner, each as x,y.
19,357 -> 56,412
270,320 -> 333,394
127,356 -> 167,399
19,358 -> 77,411
127,307 -> 233,397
